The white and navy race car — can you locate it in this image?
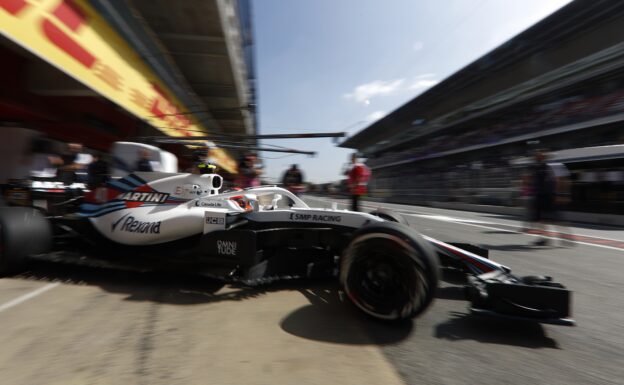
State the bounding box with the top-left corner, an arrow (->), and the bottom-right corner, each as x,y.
0,171 -> 573,323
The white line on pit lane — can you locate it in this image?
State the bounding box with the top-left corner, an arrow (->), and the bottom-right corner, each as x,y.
403,213 -> 624,252
383,205 -> 624,243
306,196 -> 624,251
412,214 -> 492,224
0,283 -> 60,314
400,210 -> 624,244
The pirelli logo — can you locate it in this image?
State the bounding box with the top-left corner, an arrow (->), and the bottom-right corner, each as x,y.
120,192 -> 169,203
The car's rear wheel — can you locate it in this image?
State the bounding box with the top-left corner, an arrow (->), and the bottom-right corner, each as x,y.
0,207 -> 51,276
340,222 -> 438,320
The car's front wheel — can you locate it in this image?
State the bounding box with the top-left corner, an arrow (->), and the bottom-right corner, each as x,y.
340,222 -> 438,321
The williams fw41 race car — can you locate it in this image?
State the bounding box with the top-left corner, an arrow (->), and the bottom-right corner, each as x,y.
0,171 -> 573,324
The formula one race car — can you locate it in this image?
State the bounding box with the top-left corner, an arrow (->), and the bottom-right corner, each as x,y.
0,171 -> 573,324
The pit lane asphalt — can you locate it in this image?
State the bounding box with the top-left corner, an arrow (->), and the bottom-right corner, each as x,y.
306,196 -> 624,385
0,196 -> 621,385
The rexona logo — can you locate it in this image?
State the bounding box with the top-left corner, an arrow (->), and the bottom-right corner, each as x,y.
120,192 -> 169,203
217,240 -> 237,256
289,213 -> 342,223
112,214 -> 161,234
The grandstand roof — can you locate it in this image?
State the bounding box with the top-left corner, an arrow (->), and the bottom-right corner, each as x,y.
341,0 -> 624,150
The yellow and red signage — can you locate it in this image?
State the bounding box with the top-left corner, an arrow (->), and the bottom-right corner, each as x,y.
0,0 -> 237,173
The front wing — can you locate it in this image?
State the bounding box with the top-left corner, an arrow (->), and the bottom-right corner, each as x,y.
426,236 -> 574,326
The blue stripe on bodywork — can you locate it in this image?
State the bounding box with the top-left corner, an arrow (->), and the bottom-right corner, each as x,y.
80,201 -> 125,212
79,203 -> 164,218
122,174 -> 144,187
78,205 -> 126,217
107,179 -> 135,192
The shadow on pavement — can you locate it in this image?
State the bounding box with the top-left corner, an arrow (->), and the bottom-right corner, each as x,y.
435,286 -> 467,301
435,312 -> 559,349
20,262 -> 415,346
17,261 -> 275,305
280,286 -> 413,345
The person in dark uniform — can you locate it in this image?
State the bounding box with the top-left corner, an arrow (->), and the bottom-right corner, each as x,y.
136,149 -> 153,172
60,143 -> 82,168
531,150 -> 557,246
87,153 -> 110,189
282,164 -> 304,195
58,142 -> 83,185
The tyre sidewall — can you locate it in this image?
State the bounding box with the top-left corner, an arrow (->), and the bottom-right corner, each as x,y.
0,208 -> 51,275
341,222 -> 439,320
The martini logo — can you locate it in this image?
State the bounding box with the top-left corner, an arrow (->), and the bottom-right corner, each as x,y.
120,191 -> 169,203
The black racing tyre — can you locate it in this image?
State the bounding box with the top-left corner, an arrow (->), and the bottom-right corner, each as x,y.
0,207 -> 52,276
369,208 -> 409,226
340,222 -> 439,321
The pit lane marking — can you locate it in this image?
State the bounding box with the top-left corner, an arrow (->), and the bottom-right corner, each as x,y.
405,213 -> 624,252
410,214 -> 491,224
0,283 -> 60,314
306,196 -> 624,251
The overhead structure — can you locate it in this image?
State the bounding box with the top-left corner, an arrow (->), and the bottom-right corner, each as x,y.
0,0 -> 256,174
146,131 -> 347,156
121,0 -> 256,137
144,132 -> 346,141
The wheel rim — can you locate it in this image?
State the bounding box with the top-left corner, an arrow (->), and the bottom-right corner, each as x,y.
342,233 -> 430,320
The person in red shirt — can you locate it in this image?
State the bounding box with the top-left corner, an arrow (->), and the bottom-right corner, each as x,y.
345,153 -> 370,211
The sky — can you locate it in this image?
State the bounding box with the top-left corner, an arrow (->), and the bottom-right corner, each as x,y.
252,0 -> 573,183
